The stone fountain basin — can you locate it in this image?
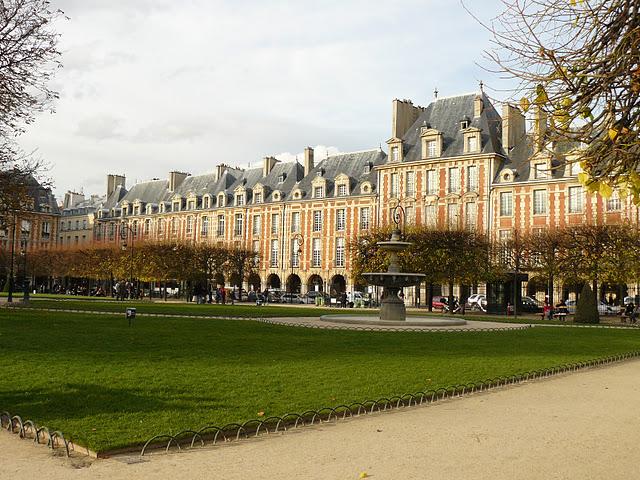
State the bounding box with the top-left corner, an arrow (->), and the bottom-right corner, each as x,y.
320,315 -> 467,327
362,272 -> 425,288
376,241 -> 414,251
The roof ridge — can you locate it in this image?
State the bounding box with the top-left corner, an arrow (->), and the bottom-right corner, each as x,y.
327,148 -> 382,158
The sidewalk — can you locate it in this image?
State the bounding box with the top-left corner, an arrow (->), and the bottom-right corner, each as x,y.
2,359 -> 639,479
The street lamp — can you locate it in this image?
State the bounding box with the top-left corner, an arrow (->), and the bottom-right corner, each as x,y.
6,214 -> 16,303
120,222 -> 136,298
20,236 -> 29,302
289,233 -> 303,303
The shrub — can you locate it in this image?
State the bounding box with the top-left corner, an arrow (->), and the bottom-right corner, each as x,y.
575,283 -> 599,324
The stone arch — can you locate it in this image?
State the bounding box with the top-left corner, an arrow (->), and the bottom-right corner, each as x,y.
266,274 -> 281,289
307,274 -> 324,293
286,274 -> 302,294
248,273 -> 262,292
330,274 -> 346,297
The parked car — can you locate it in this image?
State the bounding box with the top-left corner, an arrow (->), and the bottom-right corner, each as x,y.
520,296 -> 544,313
432,296 -> 460,312
303,291 -> 330,304
565,299 -> 617,315
281,293 -> 305,304
466,294 -> 486,310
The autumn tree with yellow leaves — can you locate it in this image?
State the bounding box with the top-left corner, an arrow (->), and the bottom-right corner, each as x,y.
473,0 -> 640,202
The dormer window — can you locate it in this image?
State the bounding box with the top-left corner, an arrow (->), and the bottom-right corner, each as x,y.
254,192 -> 263,204
172,200 -> 181,212
421,128 -> 443,159
534,162 -> 549,179
337,184 -> 348,197
278,173 -> 286,183
364,162 -> 372,174
187,199 -> 196,210
314,186 -> 324,198
235,193 -> 245,206
463,128 -> 482,154
217,193 -> 225,207
460,119 -> 469,130
273,191 -> 281,201
203,196 -> 210,209
467,136 -> 477,152
391,146 -> 399,162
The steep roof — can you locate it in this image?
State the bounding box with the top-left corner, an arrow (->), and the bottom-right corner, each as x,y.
400,93 -> 504,162
296,149 -> 386,198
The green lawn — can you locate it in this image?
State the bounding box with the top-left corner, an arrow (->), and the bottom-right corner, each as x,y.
13,298 -> 348,317
1,308 -> 639,453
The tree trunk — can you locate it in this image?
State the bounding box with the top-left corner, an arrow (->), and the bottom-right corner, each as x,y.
448,280 -> 454,314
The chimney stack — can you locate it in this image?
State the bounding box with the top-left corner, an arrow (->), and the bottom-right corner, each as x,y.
501,104 -> 526,153
532,105 -> 548,151
474,94 -> 484,118
169,171 -> 189,192
107,174 -> 125,197
304,147 -> 314,177
215,164 -> 227,181
392,99 -> 423,139
263,156 -> 279,177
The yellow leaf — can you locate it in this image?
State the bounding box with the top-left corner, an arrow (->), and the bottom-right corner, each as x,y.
608,128 -> 619,141
520,97 -> 530,113
577,172 -> 589,185
619,188 -> 629,200
587,180 -> 600,194
599,182 -> 613,198
535,85 -> 548,104
360,473 -> 369,479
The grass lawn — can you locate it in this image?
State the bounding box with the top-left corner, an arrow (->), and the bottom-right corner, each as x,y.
2,309 -> 640,452
13,298 -> 347,318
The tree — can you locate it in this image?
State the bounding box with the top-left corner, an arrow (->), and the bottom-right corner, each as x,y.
476,0 -> 640,200
525,229 -> 566,306
574,282 -> 599,324
0,0 -> 63,218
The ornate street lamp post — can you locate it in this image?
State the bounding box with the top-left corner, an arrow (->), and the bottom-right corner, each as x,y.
289,233 -> 303,303
7,214 -> 16,303
20,235 -> 29,302
120,222 -> 136,298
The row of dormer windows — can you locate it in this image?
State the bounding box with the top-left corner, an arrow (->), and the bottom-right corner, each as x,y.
389,165 -> 479,198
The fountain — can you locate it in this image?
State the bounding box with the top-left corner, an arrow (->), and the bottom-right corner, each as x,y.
321,206 -> 466,327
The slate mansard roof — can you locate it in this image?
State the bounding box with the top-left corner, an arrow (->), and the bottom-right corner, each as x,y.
400,93 -> 504,163
101,148 -> 386,218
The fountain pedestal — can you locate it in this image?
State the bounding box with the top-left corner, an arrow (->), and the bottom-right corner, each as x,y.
380,286 -> 406,322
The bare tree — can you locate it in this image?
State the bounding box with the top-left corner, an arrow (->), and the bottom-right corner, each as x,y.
472,0 -> 640,200
0,0 -> 64,216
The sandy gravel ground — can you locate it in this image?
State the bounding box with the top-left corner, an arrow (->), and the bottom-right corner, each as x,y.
2,359 -> 640,480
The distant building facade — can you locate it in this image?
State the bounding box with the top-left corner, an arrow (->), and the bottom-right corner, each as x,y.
58,191 -> 106,247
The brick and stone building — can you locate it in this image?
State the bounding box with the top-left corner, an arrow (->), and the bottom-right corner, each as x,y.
6,88 -> 634,302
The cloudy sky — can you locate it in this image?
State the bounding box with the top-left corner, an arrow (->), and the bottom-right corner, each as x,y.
18,0 -> 510,199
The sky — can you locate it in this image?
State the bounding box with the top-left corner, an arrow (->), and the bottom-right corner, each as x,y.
17,0 -> 511,200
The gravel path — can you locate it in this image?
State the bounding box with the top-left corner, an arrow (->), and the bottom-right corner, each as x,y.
3,358 -> 639,479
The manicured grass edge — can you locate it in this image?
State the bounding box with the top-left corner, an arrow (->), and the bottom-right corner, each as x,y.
4,349 -> 639,458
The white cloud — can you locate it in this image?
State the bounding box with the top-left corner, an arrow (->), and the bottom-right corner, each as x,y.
18,0 -> 512,199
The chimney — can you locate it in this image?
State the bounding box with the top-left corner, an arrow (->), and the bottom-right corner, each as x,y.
169,171 -> 189,192
107,174 -> 126,197
474,94 -> 484,118
263,156 -> 279,177
501,104 -> 526,153
304,147 -> 314,177
532,105 -> 548,151
63,191 -> 85,209
392,99 -> 423,139
215,164 -> 227,181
